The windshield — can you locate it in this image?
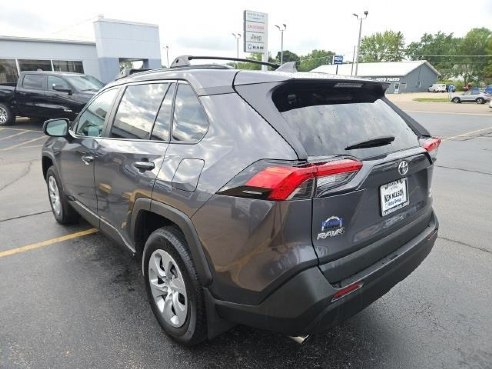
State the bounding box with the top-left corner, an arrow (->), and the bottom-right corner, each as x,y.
66,75 -> 104,92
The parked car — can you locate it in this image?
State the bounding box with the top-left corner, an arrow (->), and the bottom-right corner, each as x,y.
484,85 -> 492,95
0,71 -> 104,126
451,90 -> 490,104
428,83 -> 447,92
41,56 -> 440,345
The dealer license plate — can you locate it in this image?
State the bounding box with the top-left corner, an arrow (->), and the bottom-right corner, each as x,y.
380,178 -> 409,216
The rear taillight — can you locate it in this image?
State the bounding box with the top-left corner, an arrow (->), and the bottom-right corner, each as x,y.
420,137 -> 441,161
218,159 -> 362,201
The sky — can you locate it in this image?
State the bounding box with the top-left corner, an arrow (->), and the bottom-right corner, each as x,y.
1,0 -> 491,65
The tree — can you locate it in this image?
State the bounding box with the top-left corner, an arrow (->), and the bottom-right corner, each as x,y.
485,35 -> 492,81
456,28 -> 491,84
275,50 -> 300,64
298,49 -> 335,71
359,31 -> 405,62
406,32 -> 460,80
233,53 -> 276,70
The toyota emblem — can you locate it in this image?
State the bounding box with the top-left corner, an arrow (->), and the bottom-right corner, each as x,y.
398,161 -> 409,176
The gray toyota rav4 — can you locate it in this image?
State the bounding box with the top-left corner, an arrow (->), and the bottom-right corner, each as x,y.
41,57 -> 440,345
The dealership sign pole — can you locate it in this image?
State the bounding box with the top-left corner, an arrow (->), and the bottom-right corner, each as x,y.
243,10 -> 268,71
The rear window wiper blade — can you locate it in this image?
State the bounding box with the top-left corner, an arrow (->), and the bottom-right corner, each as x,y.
345,136 -> 395,150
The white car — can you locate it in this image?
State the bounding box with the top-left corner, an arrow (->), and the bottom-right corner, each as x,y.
428,83 -> 447,92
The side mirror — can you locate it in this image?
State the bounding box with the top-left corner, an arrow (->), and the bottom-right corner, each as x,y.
43,118 -> 70,137
52,85 -> 72,95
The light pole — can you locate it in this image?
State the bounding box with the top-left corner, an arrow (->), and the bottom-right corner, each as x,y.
353,11 -> 368,76
275,24 -> 287,64
163,45 -> 170,68
231,33 -> 241,67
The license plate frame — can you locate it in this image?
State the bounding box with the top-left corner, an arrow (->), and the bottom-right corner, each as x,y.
380,178 -> 409,216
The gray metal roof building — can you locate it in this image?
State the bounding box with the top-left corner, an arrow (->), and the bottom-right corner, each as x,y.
312,61 -> 440,94
0,17 -> 162,84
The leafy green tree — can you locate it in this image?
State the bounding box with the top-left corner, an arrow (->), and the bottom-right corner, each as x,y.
275,50 -> 300,64
298,49 -> 335,72
359,31 -> 405,62
233,53 -> 276,70
456,28 -> 491,84
406,32 -> 460,80
485,35 -> 492,81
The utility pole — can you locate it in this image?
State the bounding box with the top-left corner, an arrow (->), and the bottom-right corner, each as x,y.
275,24 -> 287,64
163,45 -> 170,68
231,33 -> 241,67
353,11 -> 368,76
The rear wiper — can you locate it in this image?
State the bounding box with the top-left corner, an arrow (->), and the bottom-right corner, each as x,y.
345,136 -> 395,150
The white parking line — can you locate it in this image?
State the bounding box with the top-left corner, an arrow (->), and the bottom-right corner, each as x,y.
0,127 -> 42,132
443,126 -> 492,141
0,130 -> 31,141
16,144 -> 43,149
0,136 -> 45,151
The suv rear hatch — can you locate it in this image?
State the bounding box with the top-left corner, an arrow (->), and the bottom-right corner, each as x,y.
234,74 -> 439,283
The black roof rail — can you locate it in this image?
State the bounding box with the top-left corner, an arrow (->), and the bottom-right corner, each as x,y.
170,55 -> 279,69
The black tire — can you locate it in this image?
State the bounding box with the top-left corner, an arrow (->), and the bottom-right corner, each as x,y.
476,98 -> 484,104
0,103 -> 14,126
143,227 -> 207,345
452,97 -> 460,103
46,166 -> 79,224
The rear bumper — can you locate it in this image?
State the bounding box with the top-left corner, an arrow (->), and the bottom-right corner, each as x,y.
212,212 -> 438,336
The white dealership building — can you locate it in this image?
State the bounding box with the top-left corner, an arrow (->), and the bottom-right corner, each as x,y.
0,17 -> 162,84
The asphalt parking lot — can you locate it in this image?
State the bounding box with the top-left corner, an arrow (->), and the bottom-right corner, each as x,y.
1,103 -> 491,369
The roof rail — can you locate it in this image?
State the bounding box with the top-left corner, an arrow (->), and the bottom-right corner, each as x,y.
170,55 -> 279,69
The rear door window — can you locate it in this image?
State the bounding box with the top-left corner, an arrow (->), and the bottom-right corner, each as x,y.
272,83 -> 419,159
151,83 -> 175,142
110,83 -> 169,140
171,83 -> 209,143
22,74 -> 46,90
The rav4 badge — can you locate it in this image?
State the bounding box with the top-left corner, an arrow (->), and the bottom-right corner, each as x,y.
317,216 -> 345,240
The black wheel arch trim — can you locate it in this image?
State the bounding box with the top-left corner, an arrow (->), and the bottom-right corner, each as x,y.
41,152 -> 57,179
134,198 -> 213,286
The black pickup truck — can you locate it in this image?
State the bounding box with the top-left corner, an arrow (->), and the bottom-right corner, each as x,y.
0,71 -> 103,126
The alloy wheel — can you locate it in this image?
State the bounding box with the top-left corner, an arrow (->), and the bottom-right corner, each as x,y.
0,107 -> 8,124
48,176 -> 61,216
148,249 -> 188,327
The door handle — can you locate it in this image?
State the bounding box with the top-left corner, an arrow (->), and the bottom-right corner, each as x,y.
81,155 -> 94,165
133,161 -> 155,171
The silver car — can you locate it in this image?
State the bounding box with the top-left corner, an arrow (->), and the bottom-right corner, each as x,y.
451,91 -> 490,104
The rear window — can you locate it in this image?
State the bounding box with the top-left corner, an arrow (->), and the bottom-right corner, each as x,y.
272,83 -> 419,159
